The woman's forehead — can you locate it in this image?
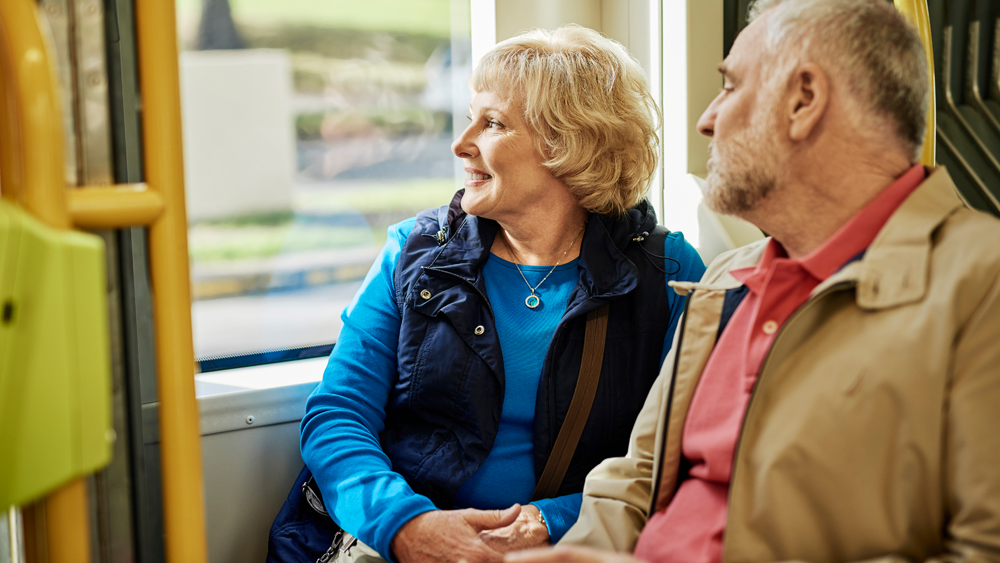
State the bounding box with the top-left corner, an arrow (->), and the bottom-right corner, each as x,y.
470,91 -> 522,115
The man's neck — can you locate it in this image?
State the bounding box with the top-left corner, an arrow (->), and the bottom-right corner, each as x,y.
742,161 -> 912,260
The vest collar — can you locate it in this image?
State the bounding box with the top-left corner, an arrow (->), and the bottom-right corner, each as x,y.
427,191 -> 659,302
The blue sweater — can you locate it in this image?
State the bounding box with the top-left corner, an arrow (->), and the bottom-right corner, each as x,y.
301,219 -> 705,558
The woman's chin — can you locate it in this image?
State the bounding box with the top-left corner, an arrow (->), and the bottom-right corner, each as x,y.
460,193 -> 492,218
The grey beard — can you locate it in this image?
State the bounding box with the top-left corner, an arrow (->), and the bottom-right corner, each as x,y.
704,140 -> 778,215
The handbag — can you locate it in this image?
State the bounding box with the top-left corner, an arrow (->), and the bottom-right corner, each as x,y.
266,465 -> 354,563
266,303 -> 610,562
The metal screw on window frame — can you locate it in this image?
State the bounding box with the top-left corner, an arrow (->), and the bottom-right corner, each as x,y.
245,415 -> 255,425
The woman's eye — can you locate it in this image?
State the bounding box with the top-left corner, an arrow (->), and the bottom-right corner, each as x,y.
486,120 -> 503,130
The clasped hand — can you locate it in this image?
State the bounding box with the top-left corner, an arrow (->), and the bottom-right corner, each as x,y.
391,504 -> 550,563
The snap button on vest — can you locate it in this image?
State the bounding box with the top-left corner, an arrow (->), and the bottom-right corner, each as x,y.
474,325 -> 485,335
420,289 -> 432,300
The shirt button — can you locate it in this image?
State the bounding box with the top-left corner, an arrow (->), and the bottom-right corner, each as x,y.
762,320 -> 779,335
474,325 -> 485,335
420,289 -> 432,300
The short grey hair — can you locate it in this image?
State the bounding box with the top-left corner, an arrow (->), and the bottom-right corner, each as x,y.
748,0 -> 929,159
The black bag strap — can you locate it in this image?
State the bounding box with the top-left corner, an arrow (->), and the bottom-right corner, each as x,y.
531,303 -> 610,501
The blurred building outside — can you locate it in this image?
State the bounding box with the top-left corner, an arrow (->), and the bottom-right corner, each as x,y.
177,0 -> 471,359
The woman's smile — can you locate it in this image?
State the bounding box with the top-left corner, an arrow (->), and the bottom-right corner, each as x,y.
465,167 -> 493,186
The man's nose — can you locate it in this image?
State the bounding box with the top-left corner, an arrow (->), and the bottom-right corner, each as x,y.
696,98 -> 718,138
697,105 -> 716,138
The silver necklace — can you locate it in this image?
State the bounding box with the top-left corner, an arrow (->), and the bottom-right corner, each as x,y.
502,224 -> 586,309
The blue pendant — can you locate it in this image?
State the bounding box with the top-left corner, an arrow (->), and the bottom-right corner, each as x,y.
525,294 -> 541,309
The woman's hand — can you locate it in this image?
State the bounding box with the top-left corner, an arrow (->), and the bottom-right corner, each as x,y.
504,545 -> 643,563
479,504 -> 551,553
391,505 -> 521,563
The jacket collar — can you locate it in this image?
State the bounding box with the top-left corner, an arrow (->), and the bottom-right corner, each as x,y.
428,190 -> 659,301
818,166 -> 963,308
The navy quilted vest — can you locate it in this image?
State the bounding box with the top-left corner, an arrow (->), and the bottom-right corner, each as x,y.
383,191 -> 671,507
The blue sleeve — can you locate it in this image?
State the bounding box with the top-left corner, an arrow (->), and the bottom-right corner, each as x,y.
300,218 -> 436,561
530,493 -> 582,543
661,231 -> 706,365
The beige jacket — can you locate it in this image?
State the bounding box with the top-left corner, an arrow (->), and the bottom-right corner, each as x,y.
560,167 -> 1000,563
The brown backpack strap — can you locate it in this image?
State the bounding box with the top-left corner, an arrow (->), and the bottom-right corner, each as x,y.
531,303 -> 610,501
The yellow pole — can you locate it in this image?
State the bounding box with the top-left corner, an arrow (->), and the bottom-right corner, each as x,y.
68,184 -> 165,228
894,0 -> 936,167
44,480 -> 92,562
133,0 -> 209,561
0,0 -> 70,228
0,2 -> 90,562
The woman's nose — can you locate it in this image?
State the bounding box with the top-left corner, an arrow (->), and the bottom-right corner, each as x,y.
452,124 -> 478,158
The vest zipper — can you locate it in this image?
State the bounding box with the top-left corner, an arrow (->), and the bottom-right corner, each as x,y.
423,266 -> 496,319
648,288 -> 695,515
721,280 -> 856,559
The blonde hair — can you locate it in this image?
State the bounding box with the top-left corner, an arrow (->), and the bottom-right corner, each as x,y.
472,25 -> 661,217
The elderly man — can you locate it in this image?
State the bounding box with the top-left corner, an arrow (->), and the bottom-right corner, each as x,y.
506,0 -> 1000,562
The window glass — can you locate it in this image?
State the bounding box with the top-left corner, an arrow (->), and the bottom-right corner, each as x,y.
177,0 -> 471,360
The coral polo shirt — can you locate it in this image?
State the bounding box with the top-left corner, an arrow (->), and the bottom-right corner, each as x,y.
633,164 -> 926,563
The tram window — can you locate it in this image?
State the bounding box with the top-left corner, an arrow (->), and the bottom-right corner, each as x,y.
177,0 -> 471,363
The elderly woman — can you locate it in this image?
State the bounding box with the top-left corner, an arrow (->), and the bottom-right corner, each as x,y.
296,25 -> 705,563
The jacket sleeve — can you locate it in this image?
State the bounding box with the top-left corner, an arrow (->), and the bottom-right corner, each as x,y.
934,267 -> 1000,563
300,219 -> 439,561
556,329 -> 679,552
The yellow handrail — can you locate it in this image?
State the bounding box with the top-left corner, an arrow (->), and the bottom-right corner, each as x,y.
895,0 -> 936,167
44,480 -> 92,563
0,0 -> 208,561
0,2 -> 91,562
133,0 -> 209,561
68,184 -> 165,228
0,0 -> 69,228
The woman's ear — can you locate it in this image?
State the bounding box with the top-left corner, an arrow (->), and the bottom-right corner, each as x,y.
787,62 -> 829,142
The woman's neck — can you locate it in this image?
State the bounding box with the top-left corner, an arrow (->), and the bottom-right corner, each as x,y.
491,205 -> 589,266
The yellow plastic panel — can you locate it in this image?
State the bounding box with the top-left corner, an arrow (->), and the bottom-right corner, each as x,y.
0,199 -> 112,510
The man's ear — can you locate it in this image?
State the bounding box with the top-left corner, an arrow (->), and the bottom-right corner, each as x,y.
787,62 -> 829,142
